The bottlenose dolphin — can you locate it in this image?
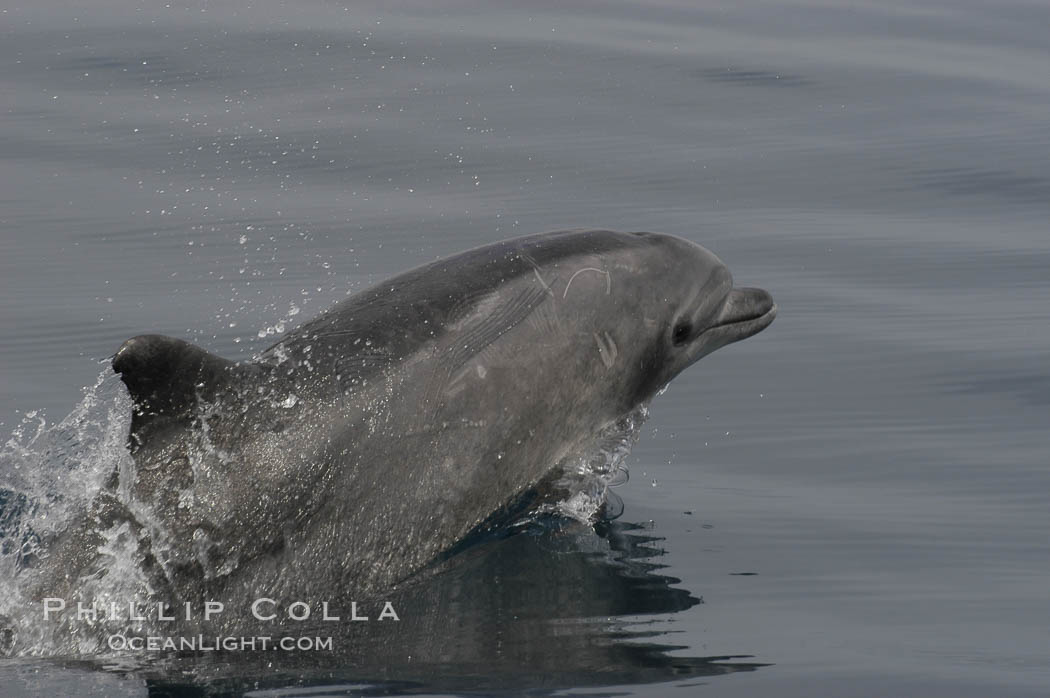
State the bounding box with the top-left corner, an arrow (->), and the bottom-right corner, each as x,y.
35,229 -> 775,605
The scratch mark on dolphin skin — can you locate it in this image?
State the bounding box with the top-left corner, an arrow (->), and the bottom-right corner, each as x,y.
520,250 -> 556,299
448,288 -> 501,327
563,267 -> 611,298
447,286 -> 549,374
532,268 -> 554,297
423,286 -> 550,411
593,331 -> 618,369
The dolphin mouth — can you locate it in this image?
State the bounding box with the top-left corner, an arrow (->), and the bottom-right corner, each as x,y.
703,287 -> 777,341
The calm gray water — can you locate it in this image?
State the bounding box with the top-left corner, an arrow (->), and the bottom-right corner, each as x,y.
2,0 -> 1048,695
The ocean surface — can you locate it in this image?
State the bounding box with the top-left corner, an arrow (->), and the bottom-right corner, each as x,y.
2,0 -> 1048,695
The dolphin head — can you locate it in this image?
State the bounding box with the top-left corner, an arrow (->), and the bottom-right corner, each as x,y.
661,236 -> 775,364
595,232 -> 776,406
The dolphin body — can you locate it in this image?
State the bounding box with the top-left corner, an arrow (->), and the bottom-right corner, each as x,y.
37,230 -> 775,606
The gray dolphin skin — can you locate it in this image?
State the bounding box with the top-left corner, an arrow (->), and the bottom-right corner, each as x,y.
38,229 -> 775,605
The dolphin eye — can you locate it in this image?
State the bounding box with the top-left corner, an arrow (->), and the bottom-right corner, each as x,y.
672,322 -> 692,346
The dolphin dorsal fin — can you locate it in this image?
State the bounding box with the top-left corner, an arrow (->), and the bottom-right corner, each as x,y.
112,335 -> 238,446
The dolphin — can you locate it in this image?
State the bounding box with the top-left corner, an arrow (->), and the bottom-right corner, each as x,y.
33,229 -> 775,607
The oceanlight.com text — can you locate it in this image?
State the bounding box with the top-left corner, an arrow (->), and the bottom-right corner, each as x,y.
107,634 -> 334,652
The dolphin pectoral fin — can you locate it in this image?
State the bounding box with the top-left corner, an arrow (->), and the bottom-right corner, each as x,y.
112,334 -> 239,447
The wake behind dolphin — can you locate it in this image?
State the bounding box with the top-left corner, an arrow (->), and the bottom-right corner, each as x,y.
17,229 -> 775,641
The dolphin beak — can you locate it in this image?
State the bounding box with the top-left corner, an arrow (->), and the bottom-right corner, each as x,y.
707,287 -> 777,342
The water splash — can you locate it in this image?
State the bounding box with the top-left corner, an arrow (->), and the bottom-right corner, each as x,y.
534,405 -> 648,523
0,370 -> 131,544
0,369 -> 135,656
